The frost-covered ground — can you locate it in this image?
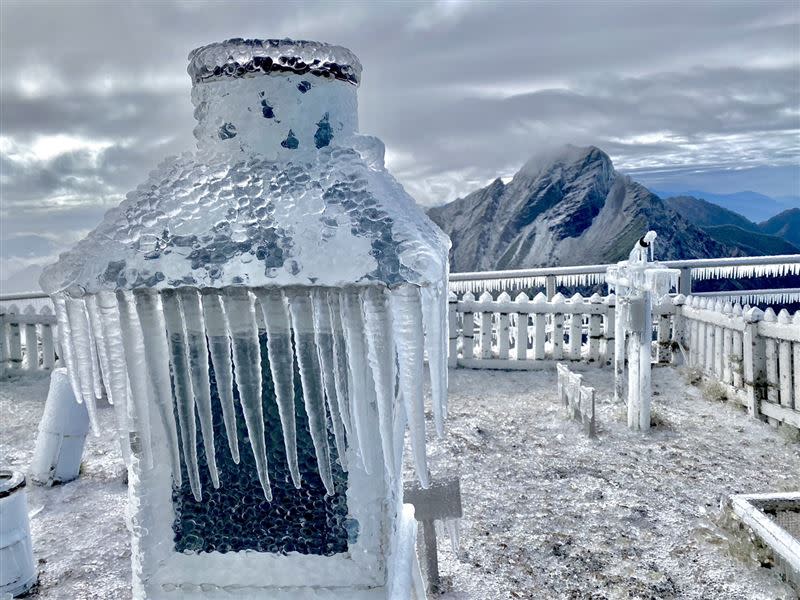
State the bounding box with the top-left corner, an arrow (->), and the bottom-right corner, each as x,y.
1,366 -> 798,599
416,366 -> 800,600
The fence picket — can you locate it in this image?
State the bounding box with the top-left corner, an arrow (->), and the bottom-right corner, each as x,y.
777,309 -> 793,409
23,305 -> 38,370
551,293 -> 566,360
514,293 -> 529,360
497,292 -> 510,360
568,293 -> 583,360
532,293 -> 546,361
589,293 -> 602,362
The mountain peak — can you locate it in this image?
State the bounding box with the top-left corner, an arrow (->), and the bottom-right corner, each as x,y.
518,144 -> 611,179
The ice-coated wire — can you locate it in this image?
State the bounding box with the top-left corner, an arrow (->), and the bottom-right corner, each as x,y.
201,291 -> 240,464
220,288 -> 271,500
254,288 -> 301,488
286,289 -> 334,495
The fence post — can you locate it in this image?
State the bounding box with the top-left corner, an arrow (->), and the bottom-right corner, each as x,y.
0,312 -> 6,378
22,305 -> 39,371
479,291 -> 493,360
763,308 -> 779,425
551,293 -> 566,360
679,267 -> 692,296
722,302 -> 733,385
713,299 -> 724,380
532,293 -> 546,361
703,298 -> 715,374
588,293 -> 602,362
776,309 -> 793,409
546,275 -> 556,301
447,292 -> 458,368
514,293 -> 529,361
794,311 -> 800,410
731,304 -> 744,389
656,303 -> 671,364
461,292 -> 474,360
7,304 -> 21,371
604,293 -> 616,365
671,294 -> 686,365
497,292 -> 510,360
743,307 -> 765,420
568,293 -> 583,360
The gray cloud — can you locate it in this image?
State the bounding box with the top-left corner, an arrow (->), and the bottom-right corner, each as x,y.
1,0 -> 798,278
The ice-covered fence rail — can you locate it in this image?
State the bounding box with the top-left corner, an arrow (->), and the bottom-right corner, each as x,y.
449,254 -> 800,297
0,301 -> 58,376
677,295 -> 800,430
449,291 -> 668,370
0,292 -> 54,313
693,288 -> 800,307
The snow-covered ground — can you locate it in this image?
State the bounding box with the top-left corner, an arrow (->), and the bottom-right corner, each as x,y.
1,365 -> 798,599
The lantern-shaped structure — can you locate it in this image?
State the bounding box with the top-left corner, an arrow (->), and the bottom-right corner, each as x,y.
606,231 -> 678,430
40,38 -> 450,599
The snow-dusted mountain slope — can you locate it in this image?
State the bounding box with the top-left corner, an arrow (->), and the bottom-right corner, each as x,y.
427,146 -> 738,272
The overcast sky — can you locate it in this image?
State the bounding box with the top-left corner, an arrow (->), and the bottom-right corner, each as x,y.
1,0 -> 799,284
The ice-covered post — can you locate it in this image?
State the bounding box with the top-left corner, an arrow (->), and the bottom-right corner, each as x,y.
606,232 -> 679,431
40,38 -> 450,600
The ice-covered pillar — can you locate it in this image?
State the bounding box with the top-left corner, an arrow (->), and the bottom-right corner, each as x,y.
606,232 -> 679,431
40,38 -> 449,600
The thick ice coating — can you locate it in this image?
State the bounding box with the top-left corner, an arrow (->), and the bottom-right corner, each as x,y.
40,38 -> 450,503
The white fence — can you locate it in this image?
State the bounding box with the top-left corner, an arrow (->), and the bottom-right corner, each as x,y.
449,291 -> 800,430
0,303 -> 58,376
677,295 -> 800,430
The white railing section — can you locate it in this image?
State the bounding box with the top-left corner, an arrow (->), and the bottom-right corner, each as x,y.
449,254 -> 800,297
449,290 -> 799,430
0,303 -> 59,376
677,295 -> 800,430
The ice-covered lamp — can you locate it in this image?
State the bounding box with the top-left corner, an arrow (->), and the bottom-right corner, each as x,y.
41,38 -> 450,599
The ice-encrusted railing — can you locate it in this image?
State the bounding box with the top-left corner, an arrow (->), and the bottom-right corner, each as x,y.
449,254 -> 800,299
449,289 -> 800,431
677,295 -> 800,430
0,298 -> 58,376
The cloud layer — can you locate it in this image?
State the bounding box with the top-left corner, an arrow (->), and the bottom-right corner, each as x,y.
1,0 -> 798,280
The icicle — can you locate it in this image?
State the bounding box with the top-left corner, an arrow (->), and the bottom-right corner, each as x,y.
421,285 -> 446,436
220,288 -> 271,501
133,289 -> 183,484
64,296 -> 99,434
254,288 -> 301,488
161,291 -> 203,501
326,290 -> 354,443
388,285 -> 430,488
361,286 -> 399,482
115,291 -> 154,470
84,295 -> 113,405
51,294 -> 83,407
178,290 -> 220,489
339,288 -> 377,474
201,291 -> 240,465
311,288 -> 348,472
95,291 -> 131,464
286,289 -> 334,495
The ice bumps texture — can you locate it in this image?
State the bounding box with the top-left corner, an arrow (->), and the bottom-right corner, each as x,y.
39,38 -> 451,548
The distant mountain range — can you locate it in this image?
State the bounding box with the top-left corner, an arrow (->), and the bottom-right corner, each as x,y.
652,189 -> 799,223
427,146 -> 799,272
662,196 -> 799,257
